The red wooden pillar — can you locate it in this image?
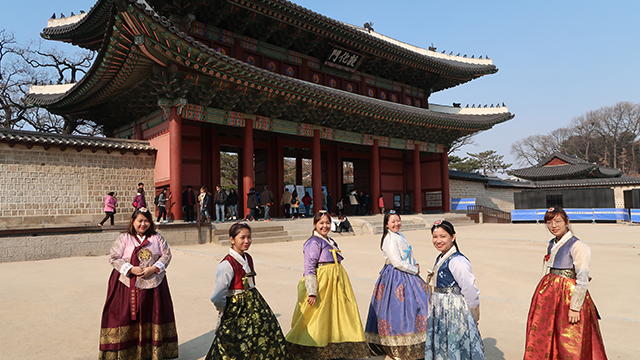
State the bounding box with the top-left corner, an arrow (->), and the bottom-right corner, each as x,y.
243,118 -> 254,218
276,137 -> 285,217
169,106 -> 182,221
441,151 -> 451,212
413,147 -> 422,214
312,130 -> 322,214
326,143 -> 336,213
211,128 -> 220,189
135,123 -> 143,140
296,156 -> 303,185
371,139 -> 381,214
335,143 -> 343,209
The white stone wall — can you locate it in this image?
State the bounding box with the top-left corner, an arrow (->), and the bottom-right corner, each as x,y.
613,185 -> 640,208
0,143 -> 155,229
449,179 -> 518,212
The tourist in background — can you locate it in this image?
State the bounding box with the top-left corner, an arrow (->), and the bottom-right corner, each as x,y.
99,192 -> 117,226
425,220 -> 484,360
260,185 -> 275,222
132,188 -> 146,210
245,188 -> 258,221
227,188 -> 239,220
182,185 -> 196,223
365,210 -> 429,359
98,207 -> 178,360
156,188 -> 171,224
349,190 -> 358,215
301,192 -> 313,217
285,211 -> 370,359
321,191 -> 328,211
213,185 -> 227,223
206,222 -> 294,359
290,190 -> 301,219
199,187 -> 212,223
281,188 -> 292,218
523,207 -> 607,359
378,195 -> 385,214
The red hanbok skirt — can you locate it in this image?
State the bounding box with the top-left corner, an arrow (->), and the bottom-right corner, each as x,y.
524,273 -> 607,360
99,269 -> 178,360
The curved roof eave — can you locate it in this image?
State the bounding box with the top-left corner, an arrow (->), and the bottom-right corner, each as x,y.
41,0 -> 115,51
43,0 -> 498,76
27,0 -> 513,131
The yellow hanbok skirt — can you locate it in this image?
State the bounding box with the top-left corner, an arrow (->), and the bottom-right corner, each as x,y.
286,262 -> 370,359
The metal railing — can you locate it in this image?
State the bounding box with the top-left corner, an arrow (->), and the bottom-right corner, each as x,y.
466,205 -> 511,223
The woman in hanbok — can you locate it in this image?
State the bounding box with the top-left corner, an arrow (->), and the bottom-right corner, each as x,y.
365,210 -> 429,359
99,207 -> 178,360
425,220 -> 484,360
523,207 -> 607,359
286,211 -> 370,360
206,222 -> 293,360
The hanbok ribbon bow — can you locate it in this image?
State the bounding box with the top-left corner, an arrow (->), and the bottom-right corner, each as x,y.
402,246 -> 413,265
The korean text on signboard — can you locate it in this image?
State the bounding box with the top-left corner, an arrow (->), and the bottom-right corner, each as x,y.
325,46 -> 363,72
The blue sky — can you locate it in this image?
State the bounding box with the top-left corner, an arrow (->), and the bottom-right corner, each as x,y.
3,0 -> 640,166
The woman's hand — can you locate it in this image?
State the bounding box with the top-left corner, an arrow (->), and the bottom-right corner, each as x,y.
130,266 -> 144,276
415,264 -> 420,276
568,309 -> 580,324
139,266 -> 159,279
307,295 -> 317,306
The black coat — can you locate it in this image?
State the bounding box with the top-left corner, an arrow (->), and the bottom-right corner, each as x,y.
182,190 -> 196,207
246,192 -> 258,208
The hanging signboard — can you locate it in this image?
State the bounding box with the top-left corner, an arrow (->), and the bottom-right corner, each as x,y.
324,46 -> 364,72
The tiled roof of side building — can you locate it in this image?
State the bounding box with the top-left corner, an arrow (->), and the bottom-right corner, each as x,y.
449,170 -> 535,188
532,176 -> 640,188
508,163 -> 598,181
0,128 -> 155,152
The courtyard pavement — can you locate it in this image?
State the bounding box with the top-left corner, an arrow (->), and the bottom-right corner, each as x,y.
1,222 -> 638,359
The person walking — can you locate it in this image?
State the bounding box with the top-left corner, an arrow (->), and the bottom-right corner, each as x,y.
99,192 -> 117,226
227,188 -> 239,220
523,207 -> 607,359
378,195 -> 385,214
321,191 -> 328,211
301,192 -> 313,217
199,187 -> 212,223
155,188 -> 171,224
290,190 -> 301,219
182,185 -> 196,223
132,188 -> 146,210
281,188 -> 292,218
260,185 -> 275,222
213,185 -> 227,223
245,188 -> 258,221
349,190 -> 358,215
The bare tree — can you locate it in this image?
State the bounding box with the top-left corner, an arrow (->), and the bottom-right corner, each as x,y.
447,133 -> 476,154
0,28 -> 99,135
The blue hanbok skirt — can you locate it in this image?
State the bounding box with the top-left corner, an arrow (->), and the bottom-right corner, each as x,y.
365,264 -> 429,359
425,287 -> 485,360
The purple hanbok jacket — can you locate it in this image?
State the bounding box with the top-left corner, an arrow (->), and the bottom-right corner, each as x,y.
303,235 -> 344,276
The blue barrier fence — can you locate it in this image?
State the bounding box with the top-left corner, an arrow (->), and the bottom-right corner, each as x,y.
511,208 -> 630,222
631,209 -> 640,223
451,198 -> 476,211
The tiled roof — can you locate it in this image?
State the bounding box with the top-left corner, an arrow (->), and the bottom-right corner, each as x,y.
26,0 -> 513,130
0,128 -> 155,152
508,151 -> 622,181
449,170 -> 534,188
531,176 -> 640,188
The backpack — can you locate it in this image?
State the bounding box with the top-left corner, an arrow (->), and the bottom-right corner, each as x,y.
154,194 -> 160,206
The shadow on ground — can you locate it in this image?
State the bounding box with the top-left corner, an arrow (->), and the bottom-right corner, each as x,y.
483,337 -> 506,360
178,329 -> 215,360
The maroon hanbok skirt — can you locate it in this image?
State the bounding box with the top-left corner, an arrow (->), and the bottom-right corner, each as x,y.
99,269 -> 178,360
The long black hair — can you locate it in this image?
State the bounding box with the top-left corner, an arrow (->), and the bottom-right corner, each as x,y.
380,210 -> 401,249
431,220 -> 459,252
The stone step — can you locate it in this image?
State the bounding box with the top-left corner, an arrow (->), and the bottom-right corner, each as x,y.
213,227 -> 285,236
